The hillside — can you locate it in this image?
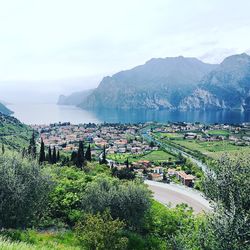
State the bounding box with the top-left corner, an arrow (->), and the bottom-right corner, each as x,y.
58,89 -> 94,106
79,56 -> 217,110
180,53 -> 250,111
0,102 -> 13,115
0,113 -> 32,150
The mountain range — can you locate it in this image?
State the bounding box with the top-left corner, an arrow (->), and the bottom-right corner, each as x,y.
58,53 -> 250,111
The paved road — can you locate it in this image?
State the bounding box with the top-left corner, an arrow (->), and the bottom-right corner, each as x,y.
145,180 -> 212,214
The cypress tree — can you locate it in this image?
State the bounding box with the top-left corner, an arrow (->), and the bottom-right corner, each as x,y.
125,158 -> 129,168
101,145 -> 107,164
39,138 -> 46,164
28,131 -> 36,158
76,141 -> 85,168
2,144 -> 5,154
71,151 -> 77,165
57,150 -> 60,162
48,146 -> 52,163
85,144 -> 92,162
52,146 -> 57,164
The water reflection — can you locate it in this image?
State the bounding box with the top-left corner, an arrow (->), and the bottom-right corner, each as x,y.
91,108 -> 250,124
7,103 -> 250,125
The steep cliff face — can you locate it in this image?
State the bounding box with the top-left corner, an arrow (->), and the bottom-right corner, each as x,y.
80,56 -> 216,110
179,88 -> 225,110
181,53 -> 250,111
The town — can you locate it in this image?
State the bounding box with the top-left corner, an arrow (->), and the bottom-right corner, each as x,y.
32,121 -> 250,189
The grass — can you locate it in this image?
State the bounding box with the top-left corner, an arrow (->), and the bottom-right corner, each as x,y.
139,150 -> 175,162
172,139 -> 249,159
207,130 -> 230,136
0,230 -> 81,250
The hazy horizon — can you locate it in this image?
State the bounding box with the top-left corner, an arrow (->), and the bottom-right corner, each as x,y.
1,0 -> 250,103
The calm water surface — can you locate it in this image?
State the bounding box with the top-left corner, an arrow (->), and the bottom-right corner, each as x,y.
7,103 -> 250,125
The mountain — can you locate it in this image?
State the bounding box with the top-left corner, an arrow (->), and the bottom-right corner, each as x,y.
79,57 -> 217,110
180,53 -> 250,111
58,89 -> 94,106
0,102 -> 13,115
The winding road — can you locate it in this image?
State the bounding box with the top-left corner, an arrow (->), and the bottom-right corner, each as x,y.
145,180 -> 212,213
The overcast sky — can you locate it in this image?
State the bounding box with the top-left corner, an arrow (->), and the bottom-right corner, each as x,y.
1,0 -> 250,103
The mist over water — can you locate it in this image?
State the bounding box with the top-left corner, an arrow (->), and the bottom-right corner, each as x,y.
7,103 -> 250,125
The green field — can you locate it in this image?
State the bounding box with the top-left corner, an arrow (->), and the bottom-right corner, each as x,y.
107,150 -> 176,163
173,139 -> 249,159
207,130 -> 230,136
140,150 -> 175,162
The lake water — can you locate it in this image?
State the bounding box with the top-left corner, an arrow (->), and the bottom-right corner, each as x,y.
7,103 -> 250,125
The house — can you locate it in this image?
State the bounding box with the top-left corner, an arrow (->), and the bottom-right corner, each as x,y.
148,173 -> 162,181
167,168 -> 176,176
176,171 -> 195,187
151,166 -> 163,174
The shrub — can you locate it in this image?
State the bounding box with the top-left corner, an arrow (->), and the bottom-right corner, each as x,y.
80,177 -> 151,230
0,153 -> 52,228
75,211 -> 128,250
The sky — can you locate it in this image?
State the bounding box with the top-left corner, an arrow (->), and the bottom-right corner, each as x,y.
0,0 -> 250,103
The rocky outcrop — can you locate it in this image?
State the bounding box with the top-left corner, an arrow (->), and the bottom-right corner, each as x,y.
80,56 -> 216,110
179,88 -> 225,110
183,53 -> 250,111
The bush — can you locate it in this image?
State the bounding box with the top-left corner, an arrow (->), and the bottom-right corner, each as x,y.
76,211 -> 128,250
80,177 -> 151,230
0,153 -> 52,228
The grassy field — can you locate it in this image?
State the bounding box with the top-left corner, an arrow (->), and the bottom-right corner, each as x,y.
207,130 -> 230,136
107,150 -> 176,163
0,230 -> 80,250
140,150 -> 175,162
173,139 -> 249,159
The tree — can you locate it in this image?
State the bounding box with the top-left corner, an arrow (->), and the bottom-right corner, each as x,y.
100,145 -> 107,164
0,153 -> 52,228
39,138 -> 46,164
81,177 -> 151,229
112,167 -> 135,180
57,150 -> 60,162
85,144 -> 92,162
125,158 -> 129,168
71,151 -> 77,165
47,146 -> 52,163
76,141 -> 85,168
52,146 -> 57,164
28,131 -> 36,158
76,211 -> 128,250
203,155 -> 250,250
1,144 -> 4,154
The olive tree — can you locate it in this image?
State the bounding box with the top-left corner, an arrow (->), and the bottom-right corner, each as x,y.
203,154 -> 250,250
80,176 -> 151,230
0,153 -> 52,228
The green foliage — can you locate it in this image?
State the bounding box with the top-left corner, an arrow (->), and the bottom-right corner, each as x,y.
0,153 -> 52,228
203,154 -> 250,250
112,167 -> 136,180
46,166 -> 89,226
76,211 -> 128,250
1,230 -> 81,250
80,177 -> 151,230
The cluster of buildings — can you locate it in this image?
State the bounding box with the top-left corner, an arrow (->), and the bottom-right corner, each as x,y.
153,122 -> 250,145
32,122 -> 156,156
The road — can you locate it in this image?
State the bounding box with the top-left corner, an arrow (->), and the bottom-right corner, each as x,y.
145,180 -> 212,214
141,128 -> 209,173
